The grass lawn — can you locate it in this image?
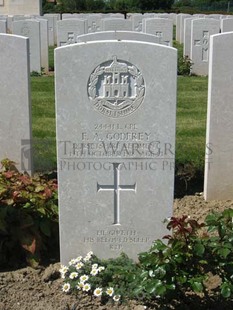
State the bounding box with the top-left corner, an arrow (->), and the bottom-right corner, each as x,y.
176,76 -> 208,169
31,46 -> 208,174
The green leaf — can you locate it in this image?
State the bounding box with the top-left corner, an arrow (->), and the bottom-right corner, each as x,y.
191,281 -> 203,293
155,283 -> 167,296
145,282 -> 156,294
221,283 -> 231,298
37,208 -> 46,215
218,247 -> 231,258
40,220 -> 51,237
194,242 -> 205,256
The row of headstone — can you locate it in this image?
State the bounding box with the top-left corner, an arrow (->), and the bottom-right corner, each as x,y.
56,17 -> 174,47
12,18 -> 49,73
179,14 -> 233,75
1,29 -> 233,265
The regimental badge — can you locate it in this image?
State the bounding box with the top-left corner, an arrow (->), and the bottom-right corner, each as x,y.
88,56 -> 145,118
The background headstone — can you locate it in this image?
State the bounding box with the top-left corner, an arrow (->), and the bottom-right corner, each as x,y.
76,31 -> 166,44
36,18 -> 49,73
101,18 -> 132,31
55,40 -> 177,264
57,19 -> 87,46
0,19 -> 6,33
0,34 -> 32,174
0,0 -> 41,15
13,19 -> 41,73
204,32 -> 233,200
221,17 -> 233,33
142,17 -> 173,46
190,18 -> 220,75
183,17 -> 194,57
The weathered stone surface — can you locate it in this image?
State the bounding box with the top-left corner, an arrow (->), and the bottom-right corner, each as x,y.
55,40 -> 177,264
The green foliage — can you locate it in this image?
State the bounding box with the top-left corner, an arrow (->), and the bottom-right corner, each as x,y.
63,210 -> 233,304
30,70 -> 42,77
43,0 -> 174,13
173,41 -> 193,76
138,211 -> 233,300
178,55 -> 193,76
0,159 -> 59,268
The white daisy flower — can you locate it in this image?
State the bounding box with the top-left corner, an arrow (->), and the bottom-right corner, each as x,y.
87,251 -> 93,256
98,266 -> 105,272
93,287 -> 103,297
60,272 -> 66,279
83,255 -> 91,262
113,295 -> 121,302
75,262 -> 84,270
92,263 -> 98,269
76,282 -> 84,290
80,274 -> 89,282
75,256 -> 83,262
62,283 -> 70,293
106,287 -> 114,297
69,272 -> 79,279
59,265 -> 68,274
82,283 -> 91,292
68,258 -> 77,266
90,268 -> 98,276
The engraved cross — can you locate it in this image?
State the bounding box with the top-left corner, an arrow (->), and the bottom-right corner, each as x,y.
97,163 -> 136,225
194,30 -> 209,61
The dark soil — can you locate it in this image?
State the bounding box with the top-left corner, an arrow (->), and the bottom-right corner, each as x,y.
1,195 -> 233,310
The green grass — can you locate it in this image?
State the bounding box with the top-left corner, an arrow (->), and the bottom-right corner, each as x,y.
31,75 -> 56,171
31,46 -> 208,173
176,76 -> 208,169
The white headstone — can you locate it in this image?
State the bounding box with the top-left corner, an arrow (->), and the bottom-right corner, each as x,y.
221,18 -> 233,33
43,14 -> 60,46
204,31 -> 233,200
36,18 -> 49,73
176,13 -> 190,42
0,34 -> 32,174
183,17 -> 194,57
13,19 -> 41,73
57,19 -> 87,46
87,15 -> 102,33
0,0 -> 41,15
190,18 -> 220,76
101,18 -> 132,31
0,19 -> 6,33
55,40 -> 177,264
142,18 -> 173,46
132,14 -> 143,32
76,31 -> 166,44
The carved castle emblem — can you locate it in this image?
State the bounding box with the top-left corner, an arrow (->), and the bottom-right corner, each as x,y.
88,56 -> 145,118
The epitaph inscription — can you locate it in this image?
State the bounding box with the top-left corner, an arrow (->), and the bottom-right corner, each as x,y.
88,56 -> 145,118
